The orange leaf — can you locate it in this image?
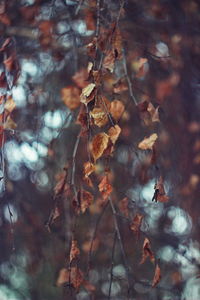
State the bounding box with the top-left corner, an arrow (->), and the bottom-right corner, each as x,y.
152,264 -> 161,287
110,100 -> 125,121
90,132 -> 109,161
130,214 -> 143,234
138,133 -> 158,150
140,238 -> 155,264
70,239 -> 80,262
80,190 -> 94,213
108,125 -> 121,144
83,161 -> 96,178
98,175 -> 112,201
56,267 -> 84,290
61,86 -> 80,110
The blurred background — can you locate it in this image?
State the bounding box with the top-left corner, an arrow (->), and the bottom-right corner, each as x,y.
0,0 -> 200,299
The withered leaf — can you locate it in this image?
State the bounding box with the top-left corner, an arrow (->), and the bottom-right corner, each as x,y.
140,238 -> 155,264
56,267 -> 84,290
90,132 -> 109,161
152,176 -> 169,203
5,97 -> 16,113
138,133 -> 158,150
130,214 -> 143,234
61,86 -> 80,110
90,107 -> 108,127
80,83 -> 95,105
83,161 -> 96,178
152,264 -> 161,287
80,190 -> 94,213
98,175 -> 113,201
70,239 -> 80,262
103,50 -> 115,73
110,100 -> 125,121
72,69 -> 89,89
119,197 -> 129,218
108,125 -> 121,144
147,102 -> 160,123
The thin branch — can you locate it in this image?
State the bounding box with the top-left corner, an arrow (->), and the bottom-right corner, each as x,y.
122,48 -> 138,105
108,231 -> 117,300
109,197 -> 132,294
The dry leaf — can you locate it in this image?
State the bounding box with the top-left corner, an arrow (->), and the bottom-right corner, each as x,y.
52,206 -> 60,222
130,214 -> 143,234
147,102 -> 160,123
103,50 -> 115,73
152,264 -> 161,287
80,190 -> 94,213
138,133 -> 158,150
72,69 -> 89,88
56,267 -> 84,290
98,175 -> 113,201
140,238 -> 155,264
90,107 -> 108,127
5,97 -> 16,113
112,28 -> 122,58
90,132 -> 109,161
83,161 -> 95,178
119,197 -> 129,218
80,83 -> 95,105
110,100 -> 125,121
152,176 -> 169,203
61,86 -> 80,110
70,239 -> 80,262
108,125 -> 121,144
3,116 -> 17,130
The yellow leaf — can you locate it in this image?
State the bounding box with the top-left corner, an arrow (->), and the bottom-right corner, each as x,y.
90,107 -> 108,127
138,133 -> 158,150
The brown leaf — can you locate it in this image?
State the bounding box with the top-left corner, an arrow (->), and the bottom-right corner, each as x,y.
152,264 -> 161,287
83,161 -> 96,178
103,50 -> 115,73
147,102 -> 160,123
138,133 -> 158,150
70,239 -> 80,262
140,238 -> 155,264
110,100 -> 125,121
112,28 -> 122,58
52,206 -> 60,222
61,86 -> 80,110
152,176 -> 169,203
84,9 -> 96,31
72,69 -> 89,89
108,125 -> 121,144
98,175 -> 113,201
56,267 -> 84,290
80,83 -> 95,105
130,214 -> 143,234
5,97 -> 16,113
90,132 -> 109,161
80,190 -> 94,213
90,107 -> 108,127
119,197 -> 129,218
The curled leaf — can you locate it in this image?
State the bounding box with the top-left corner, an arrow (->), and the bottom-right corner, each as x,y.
152,264 -> 161,287
80,83 -> 95,105
80,190 -> 94,213
83,161 -> 95,178
70,239 -> 80,262
90,107 -> 108,127
140,238 -> 155,264
108,124 -> 121,144
98,175 -> 112,201
90,132 -> 109,161
138,133 -> 158,150
130,214 -> 143,234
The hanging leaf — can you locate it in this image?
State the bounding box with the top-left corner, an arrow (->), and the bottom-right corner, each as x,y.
152,176 -> 169,203
56,267 -> 84,290
80,190 -> 94,213
103,50 -> 115,73
138,133 -> 158,150
90,132 -> 109,161
108,125 -> 121,144
70,239 -> 80,262
98,175 -> 112,201
140,238 -> 155,264
80,83 -> 95,105
130,214 -> 143,234
152,264 -> 161,287
110,100 -> 125,121
90,107 -> 108,127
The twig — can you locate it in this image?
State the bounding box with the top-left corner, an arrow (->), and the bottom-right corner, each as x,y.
75,0 -> 85,16
87,201 -> 109,275
109,197 -> 132,295
122,48 -> 138,105
108,231 -> 117,299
